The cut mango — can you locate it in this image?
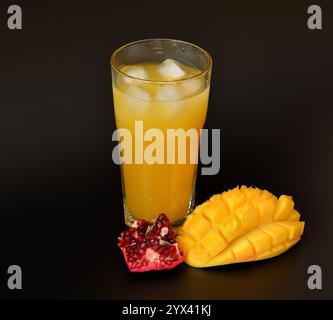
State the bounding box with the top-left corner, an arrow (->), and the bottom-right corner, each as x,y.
177,186 -> 305,267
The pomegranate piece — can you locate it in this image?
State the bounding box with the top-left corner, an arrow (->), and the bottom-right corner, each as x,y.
118,213 -> 185,272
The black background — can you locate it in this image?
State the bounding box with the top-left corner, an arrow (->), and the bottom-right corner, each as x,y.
0,0 -> 332,299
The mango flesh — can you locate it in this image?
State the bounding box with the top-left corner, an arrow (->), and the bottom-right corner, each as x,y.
176,186 -> 305,267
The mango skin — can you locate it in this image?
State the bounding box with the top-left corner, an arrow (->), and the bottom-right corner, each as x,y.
176,186 -> 305,267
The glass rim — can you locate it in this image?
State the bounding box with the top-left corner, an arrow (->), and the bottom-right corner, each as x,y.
110,38 -> 212,84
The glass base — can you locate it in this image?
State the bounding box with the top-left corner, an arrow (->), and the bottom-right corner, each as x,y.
123,193 -> 196,227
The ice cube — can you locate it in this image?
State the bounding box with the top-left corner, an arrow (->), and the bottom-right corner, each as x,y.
127,85 -> 151,101
181,78 -> 203,95
156,86 -> 184,117
160,100 -> 184,118
122,66 -> 148,84
156,85 -> 182,101
157,59 -> 186,80
125,85 -> 151,114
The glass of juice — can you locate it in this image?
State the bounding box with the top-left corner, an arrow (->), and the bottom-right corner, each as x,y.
111,39 -> 212,225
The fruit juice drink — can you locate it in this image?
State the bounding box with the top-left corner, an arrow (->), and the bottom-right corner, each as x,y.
111,39 -> 212,225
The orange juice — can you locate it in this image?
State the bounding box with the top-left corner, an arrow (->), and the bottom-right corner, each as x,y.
113,61 -> 209,224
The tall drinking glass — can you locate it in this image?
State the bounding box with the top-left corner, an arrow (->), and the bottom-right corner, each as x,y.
111,39 -> 212,225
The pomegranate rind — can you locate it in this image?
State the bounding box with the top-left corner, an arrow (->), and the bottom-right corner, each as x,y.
119,245 -> 185,272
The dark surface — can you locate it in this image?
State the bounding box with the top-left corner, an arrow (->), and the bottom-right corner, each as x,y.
0,0 -> 332,299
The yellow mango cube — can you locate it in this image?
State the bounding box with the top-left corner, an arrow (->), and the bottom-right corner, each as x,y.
200,229 -> 227,256
218,215 -> 243,242
203,200 -> 229,225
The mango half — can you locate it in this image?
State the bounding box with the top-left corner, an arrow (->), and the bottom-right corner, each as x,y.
176,186 -> 305,267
